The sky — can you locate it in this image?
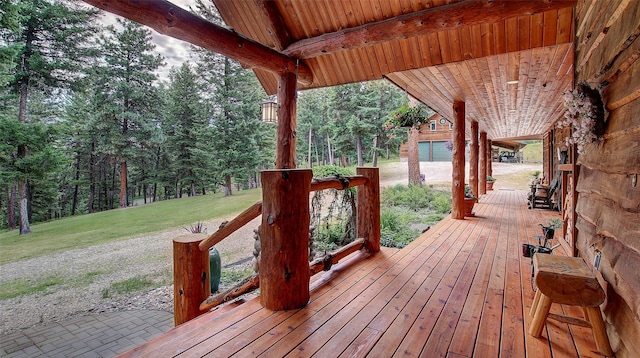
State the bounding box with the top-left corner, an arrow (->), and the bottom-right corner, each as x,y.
96,0 -> 199,81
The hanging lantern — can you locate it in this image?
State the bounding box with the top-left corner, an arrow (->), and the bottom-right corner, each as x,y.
261,99 -> 278,124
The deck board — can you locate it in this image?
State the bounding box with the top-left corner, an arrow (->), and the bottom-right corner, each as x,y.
122,190 -> 604,358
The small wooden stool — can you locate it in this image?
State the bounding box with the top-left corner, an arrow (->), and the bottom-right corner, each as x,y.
529,254 -> 613,356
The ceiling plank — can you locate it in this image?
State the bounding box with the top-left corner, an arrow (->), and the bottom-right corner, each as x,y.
82,0 -> 314,85
283,0 -> 576,59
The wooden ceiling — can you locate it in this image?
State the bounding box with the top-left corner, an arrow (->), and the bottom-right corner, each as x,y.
213,0 -> 576,141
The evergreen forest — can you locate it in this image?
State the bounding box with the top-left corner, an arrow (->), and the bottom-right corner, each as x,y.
1,0 -> 412,232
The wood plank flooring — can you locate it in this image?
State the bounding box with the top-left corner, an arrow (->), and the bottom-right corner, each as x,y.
121,190 -> 605,358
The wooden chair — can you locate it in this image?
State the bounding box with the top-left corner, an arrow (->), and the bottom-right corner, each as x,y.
529,178 -> 558,209
529,254 -> 613,356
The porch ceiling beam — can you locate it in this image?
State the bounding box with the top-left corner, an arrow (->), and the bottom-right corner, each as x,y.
252,0 -> 292,50
283,0 -> 577,59
82,0 -> 313,85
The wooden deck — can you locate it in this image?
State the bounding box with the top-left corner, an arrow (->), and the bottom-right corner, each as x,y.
122,190 -> 606,358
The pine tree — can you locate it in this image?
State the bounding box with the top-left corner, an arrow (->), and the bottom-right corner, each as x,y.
94,19 -> 163,208
164,62 -> 210,197
2,0 -> 99,233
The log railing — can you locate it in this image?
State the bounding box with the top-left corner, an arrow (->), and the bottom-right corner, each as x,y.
174,167 -> 380,324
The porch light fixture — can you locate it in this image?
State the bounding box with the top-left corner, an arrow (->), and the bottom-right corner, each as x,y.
261,98 -> 278,124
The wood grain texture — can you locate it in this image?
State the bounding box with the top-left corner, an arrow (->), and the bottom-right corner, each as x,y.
451,101 -> 465,220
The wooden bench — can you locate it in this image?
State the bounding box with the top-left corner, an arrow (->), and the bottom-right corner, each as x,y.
529,254 -> 613,356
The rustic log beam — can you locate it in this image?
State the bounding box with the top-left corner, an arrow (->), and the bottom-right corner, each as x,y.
276,72 -> 298,169
252,0 -> 292,50
260,169 -> 312,310
451,101 -> 466,220
479,131 -> 487,195
310,175 -> 367,192
81,0 -> 313,85
198,201 -> 262,251
487,139 -> 493,176
199,274 -> 259,312
309,238 -> 365,276
357,167 -> 381,252
173,234 -> 210,326
470,121 -> 479,199
284,0 -> 577,59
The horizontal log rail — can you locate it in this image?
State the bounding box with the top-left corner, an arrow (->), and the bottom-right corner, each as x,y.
310,175 -> 367,192
200,237 -> 366,312
309,238 -> 365,276
198,201 -> 262,251
200,274 -> 260,312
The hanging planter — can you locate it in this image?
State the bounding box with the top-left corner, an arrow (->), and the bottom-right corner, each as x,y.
558,83 -> 606,154
385,103 -> 429,130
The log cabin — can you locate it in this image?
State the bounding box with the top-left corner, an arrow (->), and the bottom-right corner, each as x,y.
81,1 -> 639,357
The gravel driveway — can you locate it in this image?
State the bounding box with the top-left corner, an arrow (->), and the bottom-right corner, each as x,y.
0,161 -> 540,335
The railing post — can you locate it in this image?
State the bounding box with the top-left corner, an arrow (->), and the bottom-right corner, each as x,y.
173,233 -> 210,326
357,167 -> 380,253
259,169 -> 312,310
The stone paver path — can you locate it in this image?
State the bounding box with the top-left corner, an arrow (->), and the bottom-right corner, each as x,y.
1,310 -> 172,357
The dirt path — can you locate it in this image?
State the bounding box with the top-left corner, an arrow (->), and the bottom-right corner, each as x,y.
0,161 -> 540,334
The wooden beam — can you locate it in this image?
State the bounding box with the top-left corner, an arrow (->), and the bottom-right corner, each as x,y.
479,131 -> 487,195
259,169 -> 312,311
470,121 -> 479,199
452,101 -> 466,220
284,0 -> 577,59
253,0 -> 292,50
82,0 -> 313,85
275,72 -> 297,169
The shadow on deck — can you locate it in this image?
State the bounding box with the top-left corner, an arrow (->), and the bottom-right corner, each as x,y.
122,189 -> 604,357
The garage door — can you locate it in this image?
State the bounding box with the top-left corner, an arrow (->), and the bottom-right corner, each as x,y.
418,142 -> 430,162
432,141 -> 453,161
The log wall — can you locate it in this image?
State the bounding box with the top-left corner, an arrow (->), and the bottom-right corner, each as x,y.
573,1 -> 640,357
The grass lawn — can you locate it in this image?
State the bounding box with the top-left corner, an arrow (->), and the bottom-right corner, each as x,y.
521,140 -> 543,163
0,189 -> 261,265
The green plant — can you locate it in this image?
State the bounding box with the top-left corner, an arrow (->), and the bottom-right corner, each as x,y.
464,185 -> 476,199
532,170 -> 541,178
385,103 -> 430,130
0,276 -> 63,300
102,276 -> 156,298
486,175 -> 496,182
546,218 -> 562,230
184,222 -> 206,233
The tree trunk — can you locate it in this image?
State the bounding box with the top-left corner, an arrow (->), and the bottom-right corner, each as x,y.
327,132 -> 334,165
308,127 -> 313,168
407,127 -> 421,186
190,181 -> 196,197
119,161 -> 127,208
18,178 -> 30,234
372,135 -> 379,167
356,136 -> 364,167
88,142 -> 95,213
8,185 -> 16,230
71,151 -> 81,215
224,175 -> 232,196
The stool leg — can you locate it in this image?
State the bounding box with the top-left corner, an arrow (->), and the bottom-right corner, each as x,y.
529,294 -> 552,337
585,306 -> 614,356
530,289 -> 541,318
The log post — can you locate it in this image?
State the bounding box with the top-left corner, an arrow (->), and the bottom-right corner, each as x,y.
479,131 -> 487,195
470,120 -> 479,199
276,72 -> 297,169
487,139 -> 493,176
407,126 -> 421,185
451,101 -> 466,219
173,233 -> 210,326
357,167 -> 380,253
259,169 -> 312,310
